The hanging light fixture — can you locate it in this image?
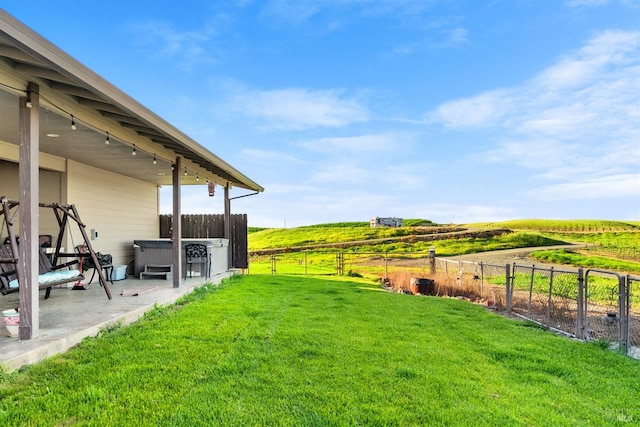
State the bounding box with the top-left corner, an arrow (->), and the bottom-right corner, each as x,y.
105,132 -> 110,144
71,115 -> 77,130
184,167 -> 188,176
153,154 -> 157,165
132,144 -> 137,156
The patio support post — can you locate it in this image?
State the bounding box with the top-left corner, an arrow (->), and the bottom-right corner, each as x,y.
224,184 -> 231,269
18,82 -> 40,340
172,157 -> 182,287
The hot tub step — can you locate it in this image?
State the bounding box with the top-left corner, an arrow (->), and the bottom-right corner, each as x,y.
139,264 -> 172,280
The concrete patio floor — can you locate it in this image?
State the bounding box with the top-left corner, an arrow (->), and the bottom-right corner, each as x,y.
0,271 -> 234,372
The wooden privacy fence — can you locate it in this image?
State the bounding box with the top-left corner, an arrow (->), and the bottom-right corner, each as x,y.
159,214 -> 248,269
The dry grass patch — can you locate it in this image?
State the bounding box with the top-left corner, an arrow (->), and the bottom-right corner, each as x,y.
382,270 -> 506,309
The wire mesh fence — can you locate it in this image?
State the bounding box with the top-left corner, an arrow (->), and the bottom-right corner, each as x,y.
510,265 -> 580,336
248,252 -> 338,275
583,270 -> 626,344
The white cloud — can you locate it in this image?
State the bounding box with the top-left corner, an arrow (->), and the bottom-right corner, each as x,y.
231,88 -> 370,130
241,148 -> 304,164
408,202 -> 517,224
310,163 -> 374,185
128,20 -> 217,71
526,174 -> 640,201
428,30 -> 640,130
262,0 -> 438,25
308,157 -> 431,190
534,30 -> 640,90
446,28 -> 470,45
424,29 -> 640,215
565,0 -> 610,7
257,183 -> 320,195
482,139 -> 577,170
426,90 -> 513,128
298,133 -> 406,154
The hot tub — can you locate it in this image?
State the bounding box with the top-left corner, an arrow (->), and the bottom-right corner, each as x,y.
133,239 -> 228,278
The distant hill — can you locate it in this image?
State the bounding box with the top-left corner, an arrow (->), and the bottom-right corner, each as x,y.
248,219 -> 439,250
248,218 -> 640,252
467,219 -> 639,233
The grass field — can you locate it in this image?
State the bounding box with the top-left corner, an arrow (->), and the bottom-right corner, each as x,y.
469,219 -> 640,233
530,249 -> 640,274
1,275 -> 639,426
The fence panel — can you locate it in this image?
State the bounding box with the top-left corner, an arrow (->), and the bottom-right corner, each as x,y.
476,263 -> 510,311
510,265 -> 580,334
584,271 -> 624,346
159,214 -> 225,238
249,251 -> 338,275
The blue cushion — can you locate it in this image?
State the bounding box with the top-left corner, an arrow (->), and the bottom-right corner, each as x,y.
39,270 -> 80,284
8,270 -> 80,288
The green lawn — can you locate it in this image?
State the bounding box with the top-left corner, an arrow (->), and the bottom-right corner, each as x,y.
1,275 -> 639,426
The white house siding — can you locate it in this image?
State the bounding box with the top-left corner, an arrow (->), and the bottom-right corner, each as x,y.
64,160 -> 159,269
0,159 -> 63,240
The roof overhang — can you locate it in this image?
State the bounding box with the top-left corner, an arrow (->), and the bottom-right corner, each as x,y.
0,9 -> 264,192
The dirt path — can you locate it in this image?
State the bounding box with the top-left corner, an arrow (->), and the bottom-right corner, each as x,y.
445,244 -> 587,270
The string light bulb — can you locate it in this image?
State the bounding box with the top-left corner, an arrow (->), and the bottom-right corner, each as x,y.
196,174 -> 199,182
184,167 -> 188,176
105,132 -> 110,144
153,155 -> 157,165
132,144 -> 137,156
25,95 -> 32,109
71,115 -> 76,130
171,163 -> 175,171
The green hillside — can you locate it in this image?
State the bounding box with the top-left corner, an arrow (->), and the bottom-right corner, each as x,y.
248,219 -> 640,272
248,219 -> 440,250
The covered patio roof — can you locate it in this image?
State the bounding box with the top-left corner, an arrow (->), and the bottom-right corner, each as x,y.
0,9 -> 263,192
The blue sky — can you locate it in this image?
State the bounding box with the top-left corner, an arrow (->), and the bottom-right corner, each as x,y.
4,1 -> 640,227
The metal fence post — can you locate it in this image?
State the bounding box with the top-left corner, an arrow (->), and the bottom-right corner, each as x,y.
429,246 -> 436,275
625,275 -> 632,352
619,275 -> 629,354
576,268 -> 584,339
271,253 -> 276,275
336,252 -> 344,276
385,251 -> 389,281
505,263 -> 512,313
479,262 -> 484,296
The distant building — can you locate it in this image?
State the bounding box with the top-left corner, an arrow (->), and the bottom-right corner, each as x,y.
370,217 -> 403,228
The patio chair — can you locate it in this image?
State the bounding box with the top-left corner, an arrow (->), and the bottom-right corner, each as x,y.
38,235 -> 52,248
184,243 -> 210,279
75,245 -> 113,284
